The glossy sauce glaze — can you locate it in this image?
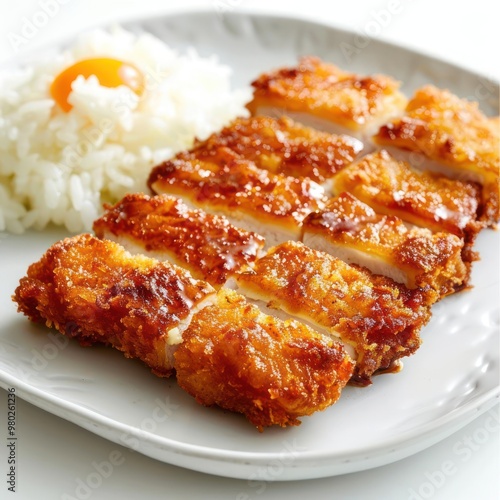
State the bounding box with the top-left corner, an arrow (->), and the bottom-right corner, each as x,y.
302,192 -> 469,296
248,56 -> 406,131
148,147 -> 327,231
93,193 -> 265,287
13,234 -> 215,377
236,241 -> 435,385
190,115 -> 363,183
373,85 -> 500,224
332,150 -> 484,251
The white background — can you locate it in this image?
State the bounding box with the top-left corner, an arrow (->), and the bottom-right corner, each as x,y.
0,1 -> 499,499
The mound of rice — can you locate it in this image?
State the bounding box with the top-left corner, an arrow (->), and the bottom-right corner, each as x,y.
0,27 -> 250,233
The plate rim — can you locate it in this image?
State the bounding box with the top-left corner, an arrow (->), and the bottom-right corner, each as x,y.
1,369 -> 498,472
1,7 -> 499,88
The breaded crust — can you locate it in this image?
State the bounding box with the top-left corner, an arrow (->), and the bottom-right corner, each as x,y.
148,147 -> 326,237
302,192 -> 469,297
373,85 -> 499,224
332,150 -> 483,258
93,193 -> 265,287
190,115 -> 363,184
247,56 -> 406,134
12,234 -> 215,377
13,235 -> 356,430
236,241 -> 434,385
175,288 -> 354,430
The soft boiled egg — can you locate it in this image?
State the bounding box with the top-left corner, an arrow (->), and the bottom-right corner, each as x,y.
50,57 -> 145,112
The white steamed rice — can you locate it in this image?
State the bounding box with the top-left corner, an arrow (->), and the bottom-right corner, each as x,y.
0,27 -> 251,233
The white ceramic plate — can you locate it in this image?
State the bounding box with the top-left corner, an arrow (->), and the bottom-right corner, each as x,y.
0,11 -> 499,481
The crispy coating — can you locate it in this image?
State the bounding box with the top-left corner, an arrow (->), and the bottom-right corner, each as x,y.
332,150 -> 483,257
373,85 -> 500,224
93,193 -> 265,287
190,115 -> 363,184
148,147 -> 327,238
247,56 -> 406,133
13,235 -> 355,429
236,241 -> 434,385
12,234 -> 215,377
175,288 -> 354,430
302,192 -> 469,297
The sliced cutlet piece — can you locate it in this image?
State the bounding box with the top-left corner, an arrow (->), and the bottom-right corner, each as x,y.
13,235 -> 354,430
190,115 -> 363,192
148,147 -> 327,246
234,241 -> 434,386
12,234 -> 216,377
93,193 -> 265,288
247,56 -> 407,143
302,192 -> 469,298
175,288 -> 354,430
331,150 -> 484,261
373,85 -> 500,225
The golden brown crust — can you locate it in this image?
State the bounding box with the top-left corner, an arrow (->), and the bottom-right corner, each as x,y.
13,235 -> 355,430
148,147 -> 327,233
12,234 -> 215,377
93,193 -> 265,287
373,85 -> 500,224
236,241 -> 434,385
247,56 -> 406,132
332,150 -> 483,255
190,115 -> 363,184
302,192 -> 469,297
175,289 -> 354,430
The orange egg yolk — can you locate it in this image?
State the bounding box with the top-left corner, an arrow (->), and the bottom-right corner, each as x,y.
50,57 -> 145,112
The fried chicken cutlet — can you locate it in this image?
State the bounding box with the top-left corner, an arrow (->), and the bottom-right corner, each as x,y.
247,56 -> 407,143
13,233 -> 216,376
302,193 -> 469,297
13,235 -> 354,429
234,241 -> 434,386
331,150 -> 483,261
373,85 -> 500,225
93,193 -> 265,288
189,115 -> 363,191
148,147 -> 327,246
175,288 -> 354,430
